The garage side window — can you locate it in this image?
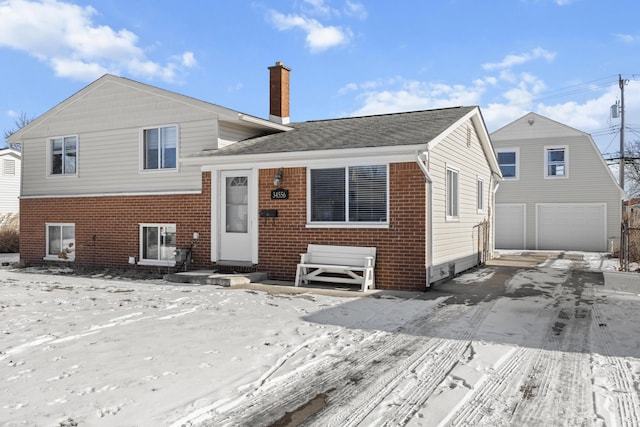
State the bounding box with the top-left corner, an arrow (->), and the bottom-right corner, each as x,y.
497,148 -> 518,180
45,223 -> 75,261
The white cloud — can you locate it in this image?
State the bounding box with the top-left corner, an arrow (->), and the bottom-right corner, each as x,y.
482,47 -> 556,71
344,1 -> 367,20
615,33 -> 640,43
0,0 -> 196,82
268,9 -> 351,52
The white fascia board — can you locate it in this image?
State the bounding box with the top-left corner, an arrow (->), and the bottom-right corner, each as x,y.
238,114 -> 293,132
193,144 -> 427,171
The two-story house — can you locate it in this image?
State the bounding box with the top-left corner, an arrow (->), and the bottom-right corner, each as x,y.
491,112 -> 623,252
9,63 -> 502,290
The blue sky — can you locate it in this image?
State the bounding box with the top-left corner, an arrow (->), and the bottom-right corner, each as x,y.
1,0 -> 639,156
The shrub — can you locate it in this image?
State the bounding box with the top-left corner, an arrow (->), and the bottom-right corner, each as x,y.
0,213 -> 19,253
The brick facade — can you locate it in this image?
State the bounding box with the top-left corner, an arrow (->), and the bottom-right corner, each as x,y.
21,165 -> 428,290
257,163 -> 427,291
20,173 -> 212,271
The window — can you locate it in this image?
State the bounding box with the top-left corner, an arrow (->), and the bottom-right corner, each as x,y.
143,125 -> 177,170
497,149 -> 518,179
139,224 -> 176,265
545,146 -> 567,177
46,223 -> 75,261
477,178 -> 484,212
309,165 -> 387,225
446,167 -> 459,219
50,136 -> 77,176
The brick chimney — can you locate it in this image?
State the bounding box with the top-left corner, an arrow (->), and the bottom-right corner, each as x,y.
268,61 -> 290,124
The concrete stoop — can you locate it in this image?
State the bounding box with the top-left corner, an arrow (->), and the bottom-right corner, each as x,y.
163,270 -> 268,287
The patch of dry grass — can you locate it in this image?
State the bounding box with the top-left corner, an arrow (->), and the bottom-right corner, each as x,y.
0,213 -> 19,253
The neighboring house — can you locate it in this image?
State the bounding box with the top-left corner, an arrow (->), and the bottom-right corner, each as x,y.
0,148 -> 21,215
491,112 -> 624,252
9,63 -> 501,291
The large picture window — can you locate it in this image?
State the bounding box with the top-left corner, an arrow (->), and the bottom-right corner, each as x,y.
143,125 -> 177,170
139,224 -> 176,265
309,165 -> 387,224
50,136 -> 77,176
46,223 -> 75,261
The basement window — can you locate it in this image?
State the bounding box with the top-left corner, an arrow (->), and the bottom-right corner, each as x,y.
45,223 -> 75,261
139,224 -> 177,266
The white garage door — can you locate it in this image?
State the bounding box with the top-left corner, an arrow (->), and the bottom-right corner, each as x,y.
537,203 -> 606,251
496,204 -> 526,249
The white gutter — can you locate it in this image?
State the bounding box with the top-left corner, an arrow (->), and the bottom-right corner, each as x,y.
490,172 -> 501,259
416,151 -> 434,289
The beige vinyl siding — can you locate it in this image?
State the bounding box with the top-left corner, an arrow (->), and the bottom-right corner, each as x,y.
492,114 -> 622,249
20,79 -> 220,197
0,154 -> 21,214
430,120 -> 493,272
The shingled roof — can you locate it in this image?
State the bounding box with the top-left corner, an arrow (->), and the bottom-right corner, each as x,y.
211,106 -> 477,156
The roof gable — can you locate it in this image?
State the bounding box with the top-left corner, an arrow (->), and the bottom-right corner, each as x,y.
492,112 -> 587,141
8,74 -> 288,142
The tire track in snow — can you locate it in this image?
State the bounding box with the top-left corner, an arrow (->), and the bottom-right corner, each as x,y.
590,288 -> 640,426
507,268 -> 597,426
306,299 -> 500,426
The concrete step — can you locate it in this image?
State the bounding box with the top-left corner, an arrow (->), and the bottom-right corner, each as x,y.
163,270 -> 268,287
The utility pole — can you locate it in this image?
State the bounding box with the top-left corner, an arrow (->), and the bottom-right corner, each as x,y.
619,74 -> 626,190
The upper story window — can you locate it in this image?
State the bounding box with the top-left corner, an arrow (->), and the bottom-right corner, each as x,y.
309,165 -> 388,226
497,148 -> 518,180
50,136 -> 77,176
545,146 -> 568,178
143,125 -> 177,171
446,167 -> 459,220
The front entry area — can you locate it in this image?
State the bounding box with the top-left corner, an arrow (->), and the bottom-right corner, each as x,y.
217,170 -> 254,262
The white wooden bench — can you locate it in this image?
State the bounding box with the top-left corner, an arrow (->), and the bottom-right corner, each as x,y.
294,244 -> 376,292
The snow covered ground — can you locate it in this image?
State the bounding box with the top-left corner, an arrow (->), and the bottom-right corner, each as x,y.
1,252 -> 639,426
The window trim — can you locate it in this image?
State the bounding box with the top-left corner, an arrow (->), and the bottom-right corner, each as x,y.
476,177 -> 485,213
44,223 -> 75,262
139,124 -> 180,173
544,145 -> 569,179
138,223 -> 177,267
306,164 -> 390,228
446,165 -> 460,221
47,135 -> 78,178
496,147 -> 519,180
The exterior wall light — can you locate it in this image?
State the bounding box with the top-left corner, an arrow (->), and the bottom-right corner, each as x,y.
273,168 -> 283,187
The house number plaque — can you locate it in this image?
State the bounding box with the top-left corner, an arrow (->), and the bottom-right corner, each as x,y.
271,188 -> 289,200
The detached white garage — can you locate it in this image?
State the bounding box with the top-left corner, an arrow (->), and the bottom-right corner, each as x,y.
536,203 -> 607,252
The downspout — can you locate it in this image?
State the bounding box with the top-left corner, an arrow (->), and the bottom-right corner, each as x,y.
416,151 -> 434,289
490,172 -> 501,259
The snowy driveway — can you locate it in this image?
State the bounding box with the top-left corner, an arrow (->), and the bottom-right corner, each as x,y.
1,253 -> 639,426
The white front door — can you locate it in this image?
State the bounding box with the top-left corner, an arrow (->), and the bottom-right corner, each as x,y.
219,170 -> 253,262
